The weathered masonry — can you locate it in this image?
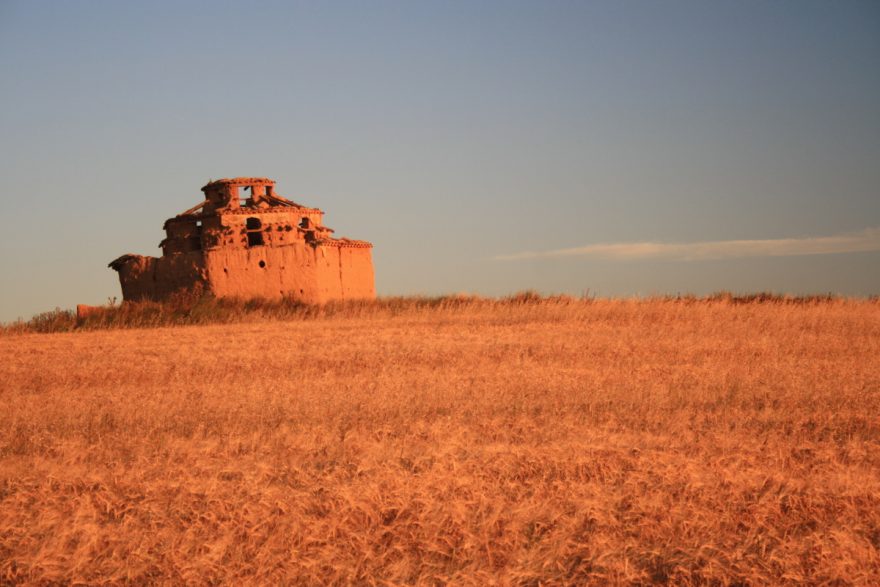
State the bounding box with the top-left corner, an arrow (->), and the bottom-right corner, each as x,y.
109,177 -> 375,303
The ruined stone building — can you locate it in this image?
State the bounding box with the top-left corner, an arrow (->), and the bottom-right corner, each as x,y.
109,178 -> 375,303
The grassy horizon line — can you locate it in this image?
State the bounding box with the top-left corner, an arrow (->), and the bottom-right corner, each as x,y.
3,290 -> 877,334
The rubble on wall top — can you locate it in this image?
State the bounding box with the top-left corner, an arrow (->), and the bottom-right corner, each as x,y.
315,238 -> 373,248
201,177 -> 276,189
108,254 -> 143,270
166,205 -> 325,225
219,206 -> 323,216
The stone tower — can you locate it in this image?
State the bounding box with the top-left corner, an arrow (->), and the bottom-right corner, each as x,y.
109,177 -> 375,303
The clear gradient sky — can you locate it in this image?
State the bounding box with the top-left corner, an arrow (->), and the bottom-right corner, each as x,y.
1,1 -> 878,322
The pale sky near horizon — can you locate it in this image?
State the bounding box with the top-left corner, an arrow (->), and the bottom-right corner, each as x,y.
1,1 -> 878,322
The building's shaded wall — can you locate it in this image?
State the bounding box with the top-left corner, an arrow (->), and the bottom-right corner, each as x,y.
163,220 -> 203,255
114,253 -> 205,301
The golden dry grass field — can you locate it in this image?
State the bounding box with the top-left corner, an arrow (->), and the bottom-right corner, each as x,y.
1,298 -> 879,584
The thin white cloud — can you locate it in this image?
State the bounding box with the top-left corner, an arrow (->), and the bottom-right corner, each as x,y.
494,227 -> 880,261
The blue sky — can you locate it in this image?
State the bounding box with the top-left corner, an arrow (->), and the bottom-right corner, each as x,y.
1,1 -> 878,321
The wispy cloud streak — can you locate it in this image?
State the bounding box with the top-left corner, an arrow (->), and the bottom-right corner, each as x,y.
494,228 -> 880,262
